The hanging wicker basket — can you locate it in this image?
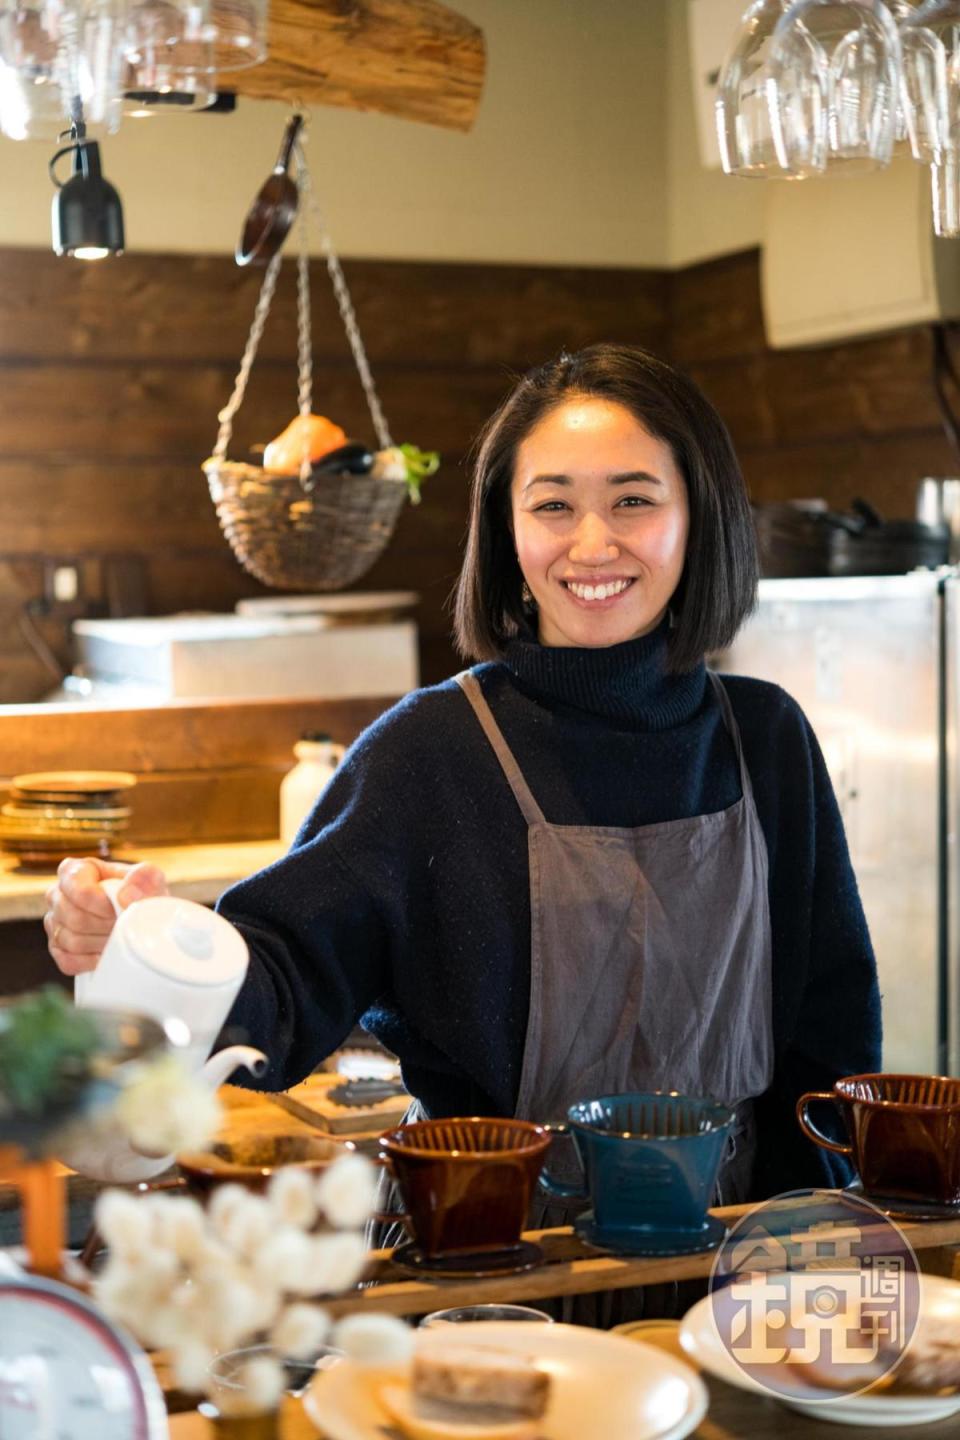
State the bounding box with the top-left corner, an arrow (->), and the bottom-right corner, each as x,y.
206,126 -> 413,593
204,459 -> 407,591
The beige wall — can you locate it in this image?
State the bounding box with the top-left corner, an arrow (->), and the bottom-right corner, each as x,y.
666,0 -> 764,269
2,1 -> 836,273
0,0 -> 670,266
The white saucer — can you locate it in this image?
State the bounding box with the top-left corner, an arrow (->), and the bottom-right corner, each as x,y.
304,1320 -> 708,1440
680,1273 -> 960,1427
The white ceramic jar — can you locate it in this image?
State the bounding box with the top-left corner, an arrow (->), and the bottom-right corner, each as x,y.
280,733 -> 344,846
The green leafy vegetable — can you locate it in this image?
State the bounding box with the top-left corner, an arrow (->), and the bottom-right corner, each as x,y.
0,986 -> 101,1118
398,444 -> 440,504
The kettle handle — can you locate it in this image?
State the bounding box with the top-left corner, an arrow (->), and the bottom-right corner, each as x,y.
101,876 -> 126,916
75,877 -> 125,1007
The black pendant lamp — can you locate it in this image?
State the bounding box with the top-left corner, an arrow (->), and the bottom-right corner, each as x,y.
49,122 -> 124,260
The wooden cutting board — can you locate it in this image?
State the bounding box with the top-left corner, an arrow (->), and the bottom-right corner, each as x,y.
271,1072 -> 409,1137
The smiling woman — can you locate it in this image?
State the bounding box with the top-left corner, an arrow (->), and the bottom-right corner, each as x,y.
454,345 -> 759,672
511,398 -> 689,650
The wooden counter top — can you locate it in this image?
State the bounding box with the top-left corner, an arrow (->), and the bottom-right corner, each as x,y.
0,839 -> 284,922
4,1085 -> 957,1440
169,1379 -> 960,1440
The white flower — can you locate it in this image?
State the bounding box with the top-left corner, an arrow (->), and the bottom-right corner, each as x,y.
299,1232 -> 369,1295
270,1303 -> 330,1359
216,1193 -> 274,1258
193,1263 -> 278,1350
93,1260 -> 150,1333
233,1354 -> 285,1415
334,1314 -> 415,1368
145,1193 -> 207,1263
115,1055 -> 222,1156
91,1161 -> 383,1409
208,1183 -> 252,1234
315,1153 -> 378,1229
139,1302 -> 192,1350
267,1168 -> 317,1231
171,1339 -> 215,1396
132,1249 -> 182,1304
93,1248 -> 183,1345
251,1229 -> 316,1293
94,1190 -> 152,1257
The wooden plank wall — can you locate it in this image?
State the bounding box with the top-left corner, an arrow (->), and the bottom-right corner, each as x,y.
0,244 -> 955,706
670,249 -> 959,520
0,249 -> 667,704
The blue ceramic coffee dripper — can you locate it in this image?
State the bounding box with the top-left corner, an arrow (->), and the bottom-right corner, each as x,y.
539,1091 -> 735,1257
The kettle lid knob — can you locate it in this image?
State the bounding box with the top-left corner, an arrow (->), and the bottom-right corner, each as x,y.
120,895 -> 248,986
169,908 -> 215,960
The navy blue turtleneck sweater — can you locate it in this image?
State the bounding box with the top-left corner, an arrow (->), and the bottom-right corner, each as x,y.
219,624 -> 881,1199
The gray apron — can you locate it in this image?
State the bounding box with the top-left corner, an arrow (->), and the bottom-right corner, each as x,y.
373,668 -> 774,1317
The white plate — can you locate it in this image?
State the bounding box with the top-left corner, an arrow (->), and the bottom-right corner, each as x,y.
235,591 -> 418,618
304,1320 -> 708,1440
335,1048 -> 403,1082
680,1272 -> 960,1428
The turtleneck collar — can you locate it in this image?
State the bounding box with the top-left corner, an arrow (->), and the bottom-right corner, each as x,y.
500,618 -> 707,729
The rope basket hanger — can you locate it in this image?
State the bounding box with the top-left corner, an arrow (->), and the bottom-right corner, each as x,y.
203,127 -> 434,592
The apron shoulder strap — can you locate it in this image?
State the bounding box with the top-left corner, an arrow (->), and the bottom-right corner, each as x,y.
454,671 -> 546,825
707,670 -> 756,802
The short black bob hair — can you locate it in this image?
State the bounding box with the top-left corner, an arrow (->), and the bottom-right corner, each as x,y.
453,343 -> 758,674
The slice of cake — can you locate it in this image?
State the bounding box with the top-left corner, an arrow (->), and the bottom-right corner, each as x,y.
379,1342 -> 551,1440
891,1317 -> 960,1394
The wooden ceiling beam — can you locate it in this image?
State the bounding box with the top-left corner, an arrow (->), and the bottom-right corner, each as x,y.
226,0 -> 486,133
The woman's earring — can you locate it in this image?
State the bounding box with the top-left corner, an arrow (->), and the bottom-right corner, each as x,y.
521,581 -> 534,606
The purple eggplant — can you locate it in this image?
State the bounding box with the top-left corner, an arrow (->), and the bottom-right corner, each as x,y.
311,442 -> 375,477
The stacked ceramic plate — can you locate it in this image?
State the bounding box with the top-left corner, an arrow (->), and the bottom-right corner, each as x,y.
0,771 -> 136,867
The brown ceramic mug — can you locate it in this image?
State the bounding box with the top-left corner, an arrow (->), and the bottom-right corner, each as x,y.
796,1073 -> 960,1209
177,1132 -> 347,1199
376,1116 -> 551,1258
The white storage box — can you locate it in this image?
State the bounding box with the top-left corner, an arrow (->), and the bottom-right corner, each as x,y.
72,613 -> 419,701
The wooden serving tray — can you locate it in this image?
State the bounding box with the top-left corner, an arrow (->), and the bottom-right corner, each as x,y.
271,1072 -> 409,1137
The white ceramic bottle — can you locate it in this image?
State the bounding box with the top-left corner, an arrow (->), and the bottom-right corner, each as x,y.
280,732 -> 344,846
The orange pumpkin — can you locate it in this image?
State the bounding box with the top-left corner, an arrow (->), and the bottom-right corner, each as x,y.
263,414 -> 348,475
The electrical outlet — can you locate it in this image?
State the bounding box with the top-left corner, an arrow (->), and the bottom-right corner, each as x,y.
43,559 -> 82,609
51,565 -> 78,604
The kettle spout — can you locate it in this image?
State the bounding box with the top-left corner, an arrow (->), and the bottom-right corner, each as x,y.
199,1045 -> 268,1089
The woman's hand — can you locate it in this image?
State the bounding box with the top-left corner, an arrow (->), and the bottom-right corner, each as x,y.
45,857 -> 170,976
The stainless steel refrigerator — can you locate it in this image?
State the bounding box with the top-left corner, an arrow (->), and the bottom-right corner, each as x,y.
717,572 -> 958,1077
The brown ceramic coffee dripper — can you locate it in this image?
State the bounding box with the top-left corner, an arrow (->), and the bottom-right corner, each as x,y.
797,1073 -> 960,1212
375,1117 -> 551,1268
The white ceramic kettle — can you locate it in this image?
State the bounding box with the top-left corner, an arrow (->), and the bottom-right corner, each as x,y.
64,880 -> 267,1183
76,879 -> 256,1069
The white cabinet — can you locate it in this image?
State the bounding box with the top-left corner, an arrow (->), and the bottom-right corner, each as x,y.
762,158 -> 960,347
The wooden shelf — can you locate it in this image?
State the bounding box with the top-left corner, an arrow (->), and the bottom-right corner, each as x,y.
229,0 -> 486,133
0,839 -> 284,923
323,1207 -> 960,1319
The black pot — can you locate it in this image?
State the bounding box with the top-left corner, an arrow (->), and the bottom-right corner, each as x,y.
753,502 -> 832,578
827,520 -> 950,577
